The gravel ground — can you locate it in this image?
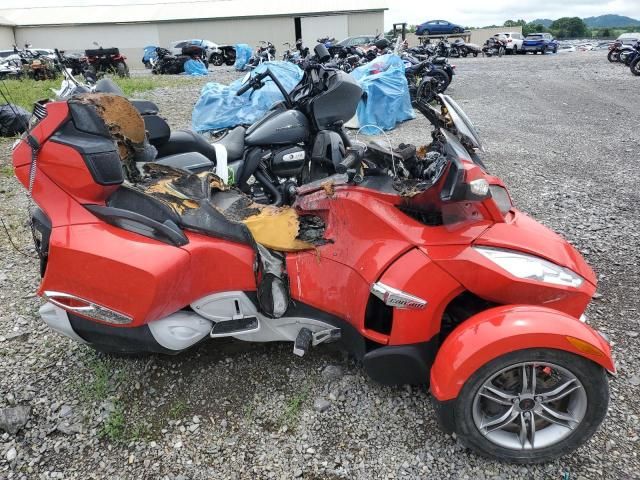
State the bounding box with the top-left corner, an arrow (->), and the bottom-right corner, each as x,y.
0,52 -> 639,480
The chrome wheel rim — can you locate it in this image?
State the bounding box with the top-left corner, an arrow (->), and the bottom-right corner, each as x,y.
472,361 -> 587,450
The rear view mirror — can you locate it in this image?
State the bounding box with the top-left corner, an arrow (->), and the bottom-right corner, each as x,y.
314,44 -> 330,62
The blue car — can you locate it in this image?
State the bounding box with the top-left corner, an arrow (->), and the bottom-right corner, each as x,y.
416,20 -> 464,36
522,33 -> 559,54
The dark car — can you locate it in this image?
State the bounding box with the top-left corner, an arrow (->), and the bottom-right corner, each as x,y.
416,20 -> 464,36
522,33 -> 559,54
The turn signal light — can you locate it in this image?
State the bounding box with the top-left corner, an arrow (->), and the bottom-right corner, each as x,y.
565,336 -> 604,357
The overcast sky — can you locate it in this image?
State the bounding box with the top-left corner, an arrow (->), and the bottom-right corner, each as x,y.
384,0 -> 640,28
1,0 -> 639,29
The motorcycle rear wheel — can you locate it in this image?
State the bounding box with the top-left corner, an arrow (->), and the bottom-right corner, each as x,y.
607,50 -> 619,62
631,57 -> 640,76
116,62 -> 129,78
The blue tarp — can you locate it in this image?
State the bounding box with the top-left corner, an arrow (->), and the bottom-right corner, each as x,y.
234,44 -> 253,71
142,46 -> 157,63
350,54 -> 415,135
183,59 -> 208,76
192,61 -> 303,132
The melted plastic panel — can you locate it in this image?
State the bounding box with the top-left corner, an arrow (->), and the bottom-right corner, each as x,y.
139,163 -> 322,252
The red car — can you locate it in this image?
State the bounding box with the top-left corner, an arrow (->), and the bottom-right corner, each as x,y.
12,93 -> 613,463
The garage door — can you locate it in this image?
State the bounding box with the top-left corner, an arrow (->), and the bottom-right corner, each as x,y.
300,15 -> 348,44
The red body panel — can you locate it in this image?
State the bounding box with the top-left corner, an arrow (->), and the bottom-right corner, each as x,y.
375,248 -> 463,345
430,305 -> 615,401
13,99 -> 614,399
42,223 -> 191,325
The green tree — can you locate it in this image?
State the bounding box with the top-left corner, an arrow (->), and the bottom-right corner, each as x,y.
523,23 -> 546,36
504,19 -> 527,27
550,17 -> 588,38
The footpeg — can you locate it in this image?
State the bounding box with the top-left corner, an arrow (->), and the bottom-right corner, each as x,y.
210,316 -> 259,338
312,328 -> 341,346
293,328 -> 312,357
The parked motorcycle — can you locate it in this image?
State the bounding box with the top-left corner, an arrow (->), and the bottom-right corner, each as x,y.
13,86 -> 614,463
0,55 -> 22,80
482,37 -> 507,57
628,42 -> 640,75
450,39 -> 481,57
209,45 -> 236,66
282,40 -> 309,64
621,41 -> 640,67
14,45 -> 59,81
85,43 -> 129,78
247,41 -> 276,68
152,45 -> 207,74
607,39 -> 635,63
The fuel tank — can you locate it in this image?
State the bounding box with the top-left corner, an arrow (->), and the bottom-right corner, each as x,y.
245,109 -> 310,146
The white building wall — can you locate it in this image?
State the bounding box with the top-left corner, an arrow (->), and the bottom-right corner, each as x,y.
0,25 -> 15,49
12,11 -> 384,67
15,23 -> 160,62
347,11 -> 384,36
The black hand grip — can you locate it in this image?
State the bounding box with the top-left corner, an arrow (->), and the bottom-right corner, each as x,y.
236,81 -> 253,96
335,150 -> 361,174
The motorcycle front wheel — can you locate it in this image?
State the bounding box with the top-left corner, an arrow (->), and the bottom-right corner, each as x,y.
415,78 -> 436,104
426,68 -> 450,92
450,348 -> 609,463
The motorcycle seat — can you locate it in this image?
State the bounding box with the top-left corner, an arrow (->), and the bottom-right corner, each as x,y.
405,61 -> 428,75
432,57 -> 447,64
155,129 -> 218,163
216,126 -> 246,161
155,152 -> 213,173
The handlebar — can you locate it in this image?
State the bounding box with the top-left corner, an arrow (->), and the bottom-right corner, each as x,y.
335,147 -> 364,174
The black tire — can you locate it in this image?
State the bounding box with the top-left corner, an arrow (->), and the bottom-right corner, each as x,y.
451,348 -> 609,464
473,52 -> 478,57
426,68 -> 450,93
224,57 -> 235,66
512,46 -> 518,55
416,77 -> 436,104
116,61 -> 129,78
631,56 -> 640,76
498,46 -> 505,57
423,30 -> 430,36
607,49 -> 619,63
210,52 -> 224,66
553,46 -> 558,54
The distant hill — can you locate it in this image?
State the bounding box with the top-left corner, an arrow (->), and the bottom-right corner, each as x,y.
530,19 -> 553,27
583,15 -> 640,28
530,15 -> 640,28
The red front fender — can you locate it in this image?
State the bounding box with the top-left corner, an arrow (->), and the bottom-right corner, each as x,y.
430,305 -> 615,401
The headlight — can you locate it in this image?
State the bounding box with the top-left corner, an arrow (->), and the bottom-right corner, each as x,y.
474,246 -> 584,288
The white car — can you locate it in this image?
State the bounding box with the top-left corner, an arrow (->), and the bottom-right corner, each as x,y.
493,32 -> 524,54
617,32 -> 640,45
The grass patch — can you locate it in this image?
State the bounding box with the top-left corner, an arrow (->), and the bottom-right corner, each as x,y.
279,386 -> 310,428
79,355 -> 115,403
168,399 -> 188,419
0,165 -> 13,178
0,74 -> 198,110
100,403 -> 152,443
